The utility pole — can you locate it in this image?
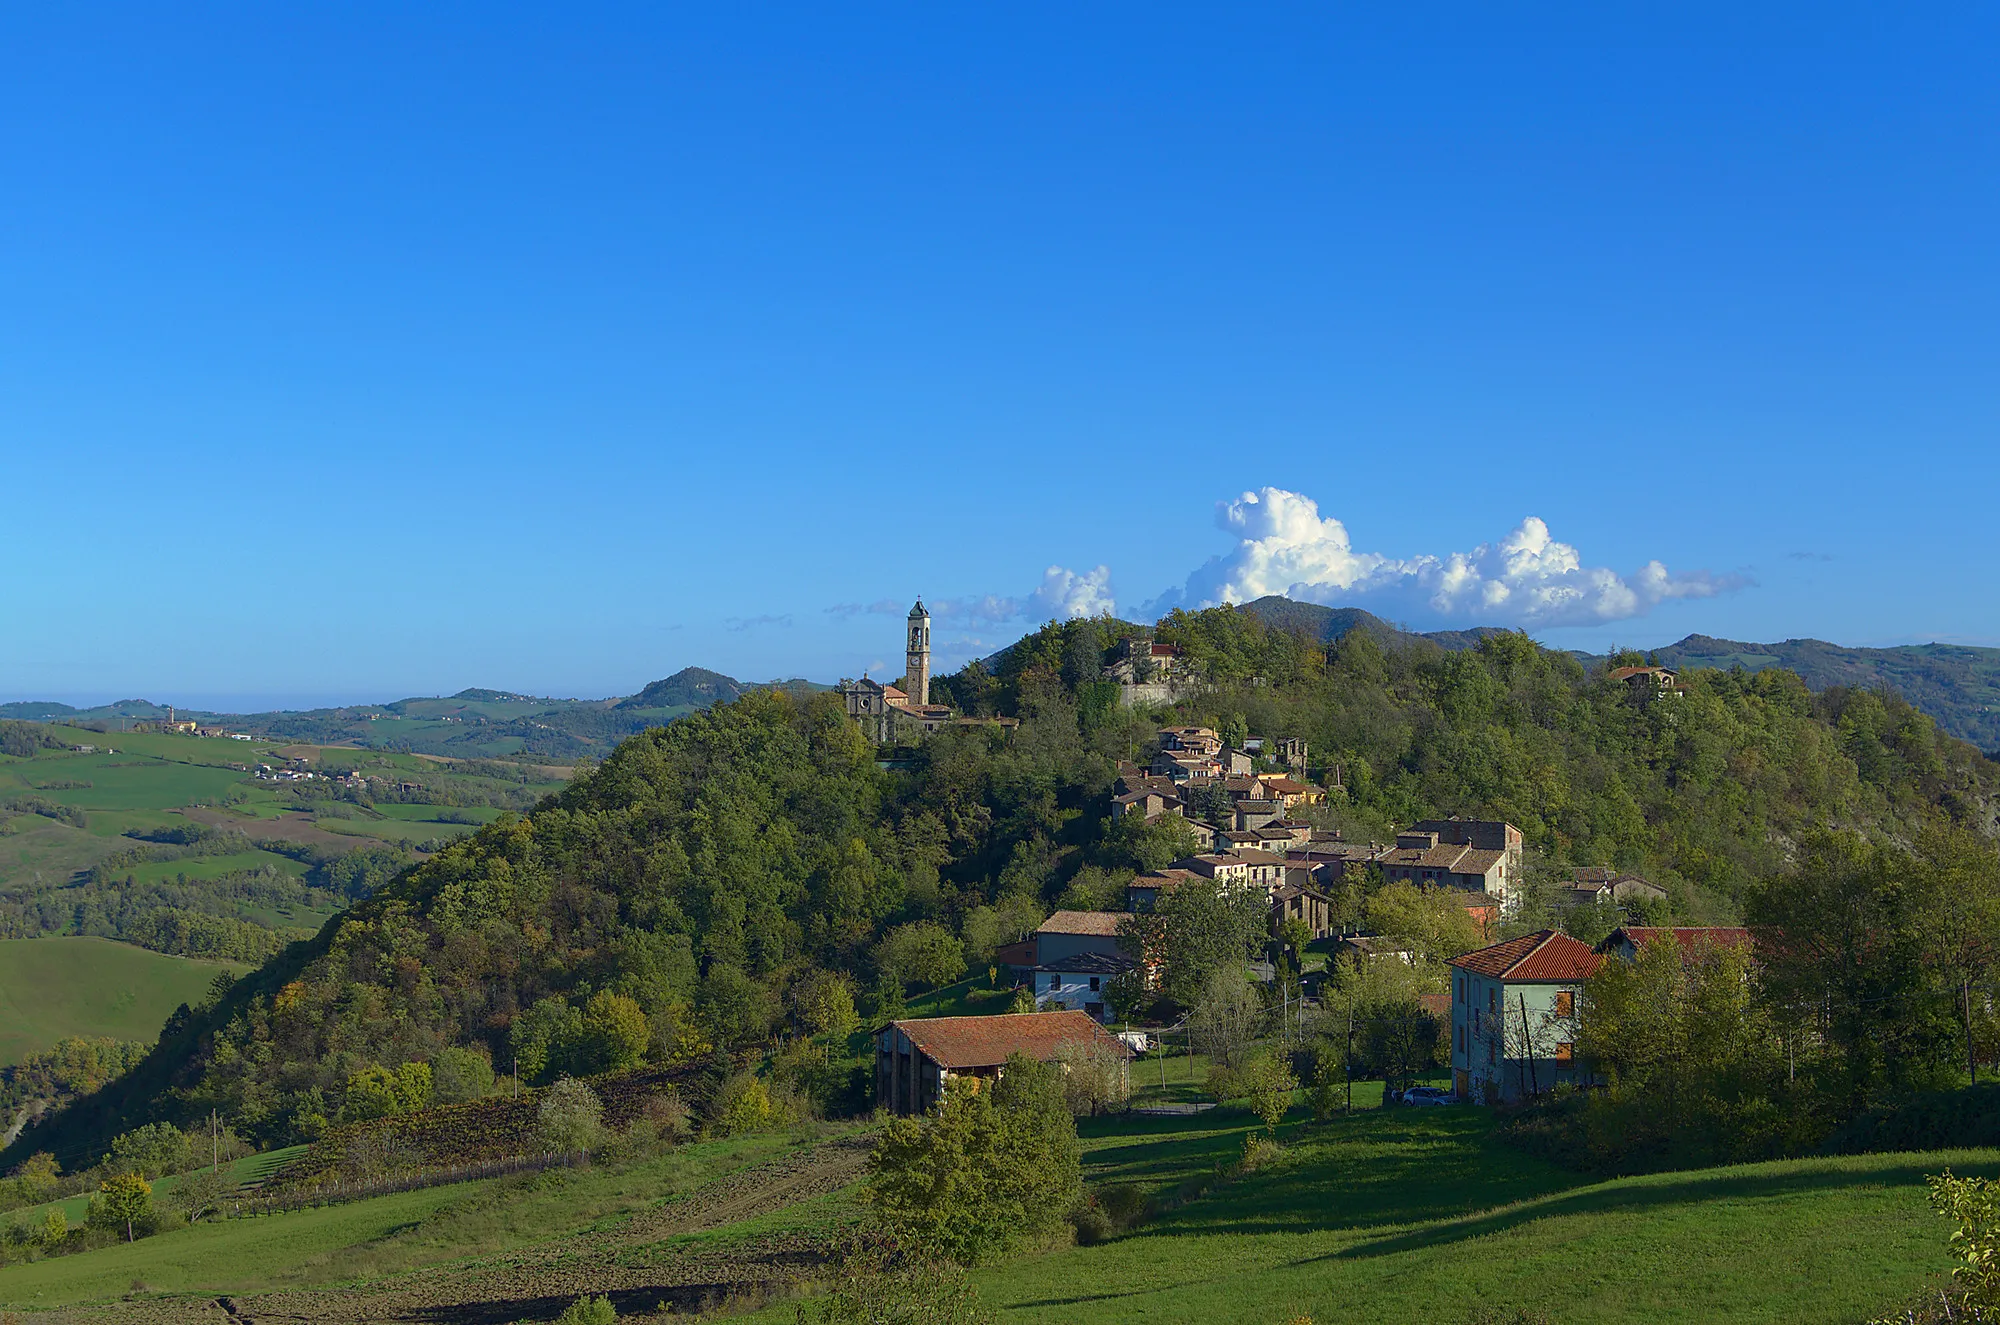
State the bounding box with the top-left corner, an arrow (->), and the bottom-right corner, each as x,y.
1968,978 -> 1978,1087
1344,987 -> 1355,1114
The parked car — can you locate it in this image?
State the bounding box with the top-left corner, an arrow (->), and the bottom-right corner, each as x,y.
1116,1030 -> 1156,1055
1396,1085 -> 1454,1106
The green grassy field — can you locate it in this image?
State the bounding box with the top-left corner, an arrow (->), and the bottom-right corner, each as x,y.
0,1092 -> 1981,1323
4,1147 -> 309,1231
0,937 -> 247,1064
952,1108 -> 1985,1324
122,850 -> 308,884
0,1130 -> 827,1310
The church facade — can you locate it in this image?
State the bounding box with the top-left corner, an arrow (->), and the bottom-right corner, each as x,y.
837,599 -> 955,743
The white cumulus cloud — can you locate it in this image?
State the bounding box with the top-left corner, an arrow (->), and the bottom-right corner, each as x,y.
1144,487 -> 1742,628
1029,564 -> 1116,620
831,566 -> 1117,628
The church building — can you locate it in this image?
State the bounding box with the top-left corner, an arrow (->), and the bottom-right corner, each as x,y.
837,599 -> 955,743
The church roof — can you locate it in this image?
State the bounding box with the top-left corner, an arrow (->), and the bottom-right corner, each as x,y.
909,598 -> 928,619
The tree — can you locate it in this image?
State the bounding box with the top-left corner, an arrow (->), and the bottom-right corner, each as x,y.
573,990 -> 651,1076
1747,830 -> 1953,1108
1364,882 -> 1483,974
792,970 -> 861,1040
1188,969 -> 1264,1070
713,1071 -> 777,1136
1108,814 -> 1206,873
1323,953 -> 1444,1099
960,895 -> 1046,966
1121,885 -> 1266,1007
107,1122 -> 192,1179
430,1045 -> 496,1103
868,1056 -> 1081,1265
341,1062 -> 433,1121
1912,823 -> 2000,1085
89,1172 -> 153,1243
876,922 -> 968,990
536,1077 -> 604,1153
1052,1037 -> 1131,1116
700,963 -> 780,1048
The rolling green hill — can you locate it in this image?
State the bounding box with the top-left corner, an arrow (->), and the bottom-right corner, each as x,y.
1652,634 -> 2000,753
0,937 -> 246,1065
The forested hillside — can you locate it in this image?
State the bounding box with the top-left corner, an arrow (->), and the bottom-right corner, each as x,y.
11,609 -> 1996,1166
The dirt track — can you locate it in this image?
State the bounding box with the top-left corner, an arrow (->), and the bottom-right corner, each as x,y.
23,1135 -> 874,1325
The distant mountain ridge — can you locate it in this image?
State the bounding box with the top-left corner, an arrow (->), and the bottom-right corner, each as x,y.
1231,596 -> 2000,753
1,669 -> 827,763
617,667 -> 745,710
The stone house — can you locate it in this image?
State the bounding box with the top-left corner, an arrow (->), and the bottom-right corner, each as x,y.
1448,929 -> 1602,1102
1561,867 -> 1668,910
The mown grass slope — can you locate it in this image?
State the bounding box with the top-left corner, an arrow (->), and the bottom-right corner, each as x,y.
965,1106 -> 1987,1325
0,1128 -> 855,1317
0,937 -> 244,1064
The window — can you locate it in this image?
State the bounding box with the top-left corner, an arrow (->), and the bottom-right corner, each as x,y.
1488,987 -> 1496,1012
1455,1024 -> 1464,1053
1554,990 -> 1575,1018
1486,1039 -> 1496,1065
1555,1042 -> 1574,1064
1089,976 -> 1101,991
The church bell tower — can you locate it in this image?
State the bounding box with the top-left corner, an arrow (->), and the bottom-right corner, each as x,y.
906,599 -> 931,705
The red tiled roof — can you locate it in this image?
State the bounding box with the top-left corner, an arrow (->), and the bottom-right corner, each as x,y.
886,1010 -> 1129,1069
1449,929 -> 1602,981
1037,910 -> 1125,938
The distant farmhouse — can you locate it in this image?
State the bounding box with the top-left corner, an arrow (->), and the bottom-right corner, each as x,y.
874,1010 -> 1129,1115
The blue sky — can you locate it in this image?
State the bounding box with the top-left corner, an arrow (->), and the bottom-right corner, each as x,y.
3,5 -> 1996,709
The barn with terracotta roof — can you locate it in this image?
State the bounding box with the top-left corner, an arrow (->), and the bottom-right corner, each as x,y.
1447,929 -> 1602,1103
874,1011 -> 1131,1115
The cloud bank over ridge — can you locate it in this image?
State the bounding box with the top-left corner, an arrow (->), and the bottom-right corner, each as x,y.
829,487 -> 1742,641
1142,487 -> 1744,628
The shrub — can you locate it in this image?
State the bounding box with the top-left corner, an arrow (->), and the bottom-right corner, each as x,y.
797,1251 -> 993,1325
1930,1168 -> 2000,1307
553,1295 -> 617,1324
1069,1202 -> 1115,1246
1097,1182 -> 1148,1229
713,1073 -> 777,1137
1240,1132 -> 1284,1174
536,1077 -> 605,1153
1241,1055 -> 1299,1135
868,1058 -> 1081,1266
